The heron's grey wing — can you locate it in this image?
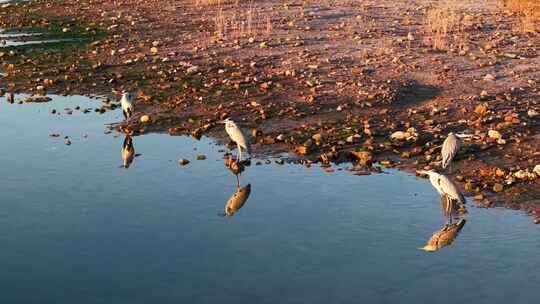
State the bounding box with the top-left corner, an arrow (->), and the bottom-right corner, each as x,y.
438,175 -> 466,204
442,135 -> 461,169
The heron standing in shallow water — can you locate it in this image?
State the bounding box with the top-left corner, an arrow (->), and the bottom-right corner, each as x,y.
417,169 -> 466,219
221,118 -> 251,162
120,90 -> 134,120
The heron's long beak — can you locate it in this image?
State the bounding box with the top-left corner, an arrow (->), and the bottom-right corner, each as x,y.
419,245 -> 437,252
416,170 -> 429,175
455,133 -> 474,139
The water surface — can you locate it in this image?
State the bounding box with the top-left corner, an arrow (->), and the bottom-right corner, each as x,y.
0,94 -> 539,304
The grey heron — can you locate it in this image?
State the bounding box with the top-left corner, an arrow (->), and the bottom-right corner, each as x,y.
121,135 -> 135,168
120,90 -> 134,120
221,184 -> 251,217
441,132 -> 461,171
221,118 -> 251,162
441,132 -> 473,172
417,169 -> 466,218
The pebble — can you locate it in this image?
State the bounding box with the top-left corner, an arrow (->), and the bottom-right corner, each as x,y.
488,130 -> 502,140
139,115 -> 151,123
492,183 -> 504,192
196,154 -> 206,160
533,165 -> 540,176
390,131 -> 408,141
178,159 -> 190,166
350,151 -> 373,166
484,74 -> 496,81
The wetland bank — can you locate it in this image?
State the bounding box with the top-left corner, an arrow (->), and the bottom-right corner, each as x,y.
1,1 -> 540,302
1,0 -> 539,213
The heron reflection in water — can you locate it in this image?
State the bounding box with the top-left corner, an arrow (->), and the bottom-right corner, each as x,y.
421,218 -> 466,252
221,183 -> 252,217
220,156 -> 252,217
120,135 -> 139,169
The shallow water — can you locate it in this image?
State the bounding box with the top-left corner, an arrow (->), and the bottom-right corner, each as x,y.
0,94 -> 539,304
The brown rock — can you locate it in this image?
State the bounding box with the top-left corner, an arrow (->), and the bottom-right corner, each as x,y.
474,103 -> 488,115
295,146 -> 310,155
488,130 -> 502,140
178,159 -> 190,166
350,151 -> 373,166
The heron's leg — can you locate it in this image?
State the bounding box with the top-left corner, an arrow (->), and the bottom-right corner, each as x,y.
235,174 -> 240,188
238,145 -> 242,162
446,196 -> 453,224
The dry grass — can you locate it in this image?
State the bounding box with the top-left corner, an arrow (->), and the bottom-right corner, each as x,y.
424,3 -> 466,51
195,0 -> 240,6
212,1 -> 273,40
503,0 -> 540,34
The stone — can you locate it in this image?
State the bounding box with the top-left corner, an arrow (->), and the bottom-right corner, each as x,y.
295,146 -> 310,155
533,165 -> 540,177
474,103 -> 488,115
390,131 -> 407,140
346,134 -> 361,143
492,183 -> 504,192
350,151 -> 373,166
484,74 -> 496,81
178,159 -> 190,166
312,133 -> 323,143
488,130 -> 502,140
139,115 -> 151,123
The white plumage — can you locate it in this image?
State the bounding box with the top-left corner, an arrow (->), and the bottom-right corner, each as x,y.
223,118 -> 251,161
120,90 -> 134,120
418,170 -> 466,205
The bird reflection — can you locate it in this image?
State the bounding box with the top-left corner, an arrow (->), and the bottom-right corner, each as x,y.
221,183 -> 252,217
121,135 -> 135,168
420,219 -> 466,252
221,155 -> 252,217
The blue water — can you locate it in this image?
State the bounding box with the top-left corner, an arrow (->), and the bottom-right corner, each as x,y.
0,94 -> 538,304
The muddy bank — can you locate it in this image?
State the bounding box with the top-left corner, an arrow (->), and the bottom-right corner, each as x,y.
0,0 -> 539,217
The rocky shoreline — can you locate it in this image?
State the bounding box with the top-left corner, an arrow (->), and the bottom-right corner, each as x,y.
1,0 -> 539,220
